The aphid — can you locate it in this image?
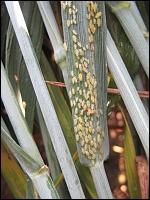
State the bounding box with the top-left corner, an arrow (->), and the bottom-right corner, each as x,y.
101,131 -> 105,137
75,97 -> 79,102
73,19 -> 77,24
93,18 -> 96,24
70,100 -> 73,107
72,88 -> 75,94
86,100 -> 90,107
85,151 -> 90,156
78,64 -> 82,71
83,46 -> 86,51
81,140 -> 85,146
91,159 -> 95,165
78,73 -> 83,81
89,149 -> 93,155
83,67 -> 88,74
79,90 -> 82,95
88,134 -> 92,140
78,123 -> 83,131
97,18 -> 101,27
63,43 -> 68,51
62,2 -> 66,10
86,44 -> 89,49
77,42 -> 82,47
97,134 -> 101,143
68,1 -> 72,7
97,126 -> 101,133
93,3 -> 98,13
67,20 -> 71,27
72,30 -> 77,35
99,154 -> 102,160
89,34 -> 94,43
73,35 -> 77,43
69,8 -> 72,14
73,100 -> 76,106
73,5 -> 76,10
77,86 -> 80,91
73,14 -> 76,20
91,96 -> 95,103
90,10 -> 94,17
91,25 -> 96,34
70,71 -> 74,77
14,75 -> 19,83
94,142 -> 97,149
84,61 -> 88,68
86,13 -> 90,20
84,82 -> 88,87
92,147 -> 96,153
78,102 -> 81,108
72,9 -> 76,15
75,49 -> 80,57
74,118 -> 78,125
74,108 -> 78,114
76,134 -> 79,142
90,140 -> 94,146
79,49 -> 84,56
95,11 -> 102,18
97,141 -> 102,150
80,110 -> 84,116
78,117 -> 83,123
22,101 -> 27,110
83,104 -> 87,111
75,8 -> 78,13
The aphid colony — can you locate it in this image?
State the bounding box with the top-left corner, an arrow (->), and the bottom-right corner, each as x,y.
61,1 -> 104,166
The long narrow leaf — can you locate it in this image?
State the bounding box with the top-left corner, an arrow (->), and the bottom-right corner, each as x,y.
106,30 -> 149,159
5,1 -> 85,198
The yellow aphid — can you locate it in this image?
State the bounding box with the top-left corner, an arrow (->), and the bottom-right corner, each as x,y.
72,88 -> 75,94
91,25 -> 96,34
22,101 -> 27,110
78,117 -> 83,123
91,96 -> 95,103
70,71 -> 74,77
79,90 -> 82,95
86,44 -> 89,49
75,49 -> 79,57
74,44 -> 77,50
69,8 -> 72,14
82,148 -> 85,154
81,140 -> 85,146
76,134 -> 79,142
95,12 -> 102,18
90,10 -> 94,17
91,159 -> 95,165
75,62 -> 78,68
73,5 -> 76,10
79,49 -> 84,56
78,73 -> 83,81
89,34 -> 94,43
63,43 -> 68,51
93,18 -> 96,24
72,30 -> 77,35
77,42 -> 82,47
73,35 -> 77,43
93,3 -> 98,13
73,19 -> 77,24
62,2 -> 66,10
97,18 -> 101,27
67,20 -> 71,27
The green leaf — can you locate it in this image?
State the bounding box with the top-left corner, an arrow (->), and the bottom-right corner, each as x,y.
1,137 -> 26,199
119,103 -> 142,199
5,1 -> 44,131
